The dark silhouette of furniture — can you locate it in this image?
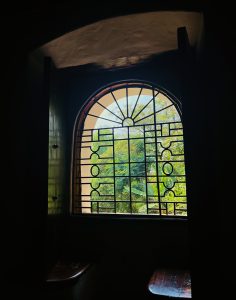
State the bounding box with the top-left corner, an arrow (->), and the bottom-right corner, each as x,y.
46,260 -> 90,284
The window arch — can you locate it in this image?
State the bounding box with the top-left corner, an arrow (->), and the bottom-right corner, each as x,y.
72,81 -> 187,216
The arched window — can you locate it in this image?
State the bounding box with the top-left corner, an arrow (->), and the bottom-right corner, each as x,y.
72,81 -> 187,216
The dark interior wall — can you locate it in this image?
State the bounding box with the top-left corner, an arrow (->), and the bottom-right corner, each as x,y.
193,9 -> 234,299
2,2 -> 234,299
3,47 -> 49,284
46,60 -> 69,273
48,62 -> 67,216
23,50 -> 49,281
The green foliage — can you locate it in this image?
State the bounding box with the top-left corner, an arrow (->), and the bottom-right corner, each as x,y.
90,134 -> 187,215
89,100 -> 187,216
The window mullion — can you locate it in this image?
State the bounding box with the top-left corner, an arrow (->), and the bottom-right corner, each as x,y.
152,88 -> 162,216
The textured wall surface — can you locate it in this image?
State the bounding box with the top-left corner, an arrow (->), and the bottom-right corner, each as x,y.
48,81 -> 67,214
41,11 -> 203,68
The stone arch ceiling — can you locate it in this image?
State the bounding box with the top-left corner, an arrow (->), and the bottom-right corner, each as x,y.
41,11 -> 203,69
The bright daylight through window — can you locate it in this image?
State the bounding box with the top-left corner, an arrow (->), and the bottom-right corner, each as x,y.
73,82 -> 187,216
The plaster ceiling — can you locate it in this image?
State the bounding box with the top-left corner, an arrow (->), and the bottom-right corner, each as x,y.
41,11 -> 203,69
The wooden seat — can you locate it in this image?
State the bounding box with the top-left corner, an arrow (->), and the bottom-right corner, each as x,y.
148,269 -> 192,298
46,260 -> 90,284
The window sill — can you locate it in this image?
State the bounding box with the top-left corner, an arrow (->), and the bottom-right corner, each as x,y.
69,213 -> 188,222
